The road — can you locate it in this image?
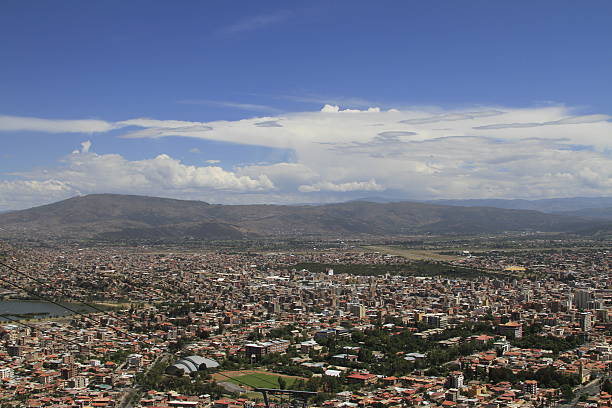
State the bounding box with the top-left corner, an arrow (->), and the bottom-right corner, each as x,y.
118,353 -> 171,408
558,378 -> 601,408
218,381 -> 247,394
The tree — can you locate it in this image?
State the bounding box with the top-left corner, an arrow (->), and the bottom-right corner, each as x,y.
603,379 -> 612,394
560,384 -> 574,401
277,377 -> 287,390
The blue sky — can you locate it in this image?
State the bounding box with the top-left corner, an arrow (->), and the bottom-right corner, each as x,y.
1,1 -> 612,209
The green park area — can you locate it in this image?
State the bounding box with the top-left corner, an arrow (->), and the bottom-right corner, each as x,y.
219,371 -> 301,389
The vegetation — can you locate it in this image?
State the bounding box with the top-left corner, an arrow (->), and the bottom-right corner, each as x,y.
487,365 -> 580,389
511,334 -> 584,355
292,261 -> 490,279
135,359 -> 226,398
224,373 -> 299,389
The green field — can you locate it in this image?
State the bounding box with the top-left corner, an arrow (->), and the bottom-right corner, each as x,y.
226,373 -> 298,389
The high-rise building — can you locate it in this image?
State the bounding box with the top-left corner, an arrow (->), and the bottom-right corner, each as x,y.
426,313 -> 448,328
575,290 -> 593,310
523,380 -> 538,394
447,371 -> 464,389
350,304 -> 366,319
498,321 -> 523,339
579,312 -> 592,331
0,367 -> 13,380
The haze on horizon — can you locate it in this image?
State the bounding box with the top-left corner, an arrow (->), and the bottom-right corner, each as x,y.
1,1 -> 611,211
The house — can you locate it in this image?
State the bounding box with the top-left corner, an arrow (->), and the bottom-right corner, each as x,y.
346,372 -> 377,385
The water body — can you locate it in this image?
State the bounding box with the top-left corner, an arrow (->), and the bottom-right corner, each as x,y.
0,300 -> 97,321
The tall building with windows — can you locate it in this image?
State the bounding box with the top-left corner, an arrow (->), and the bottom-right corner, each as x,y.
523,380 -> 538,394
579,312 -> 592,331
498,321 -> 523,338
426,313 -> 448,328
447,371 -> 464,389
574,290 -> 592,310
350,303 -> 366,319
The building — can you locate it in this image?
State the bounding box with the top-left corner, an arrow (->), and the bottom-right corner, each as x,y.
127,353 -> 143,368
300,340 -> 320,353
447,372 -> 464,389
346,372 -> 378,385
244,339 -> 290,360
446,388 -> 460,402
69,376 -> 89,389
6,345 -> 22,357
498,321 -> 523,339
425,313 -> 449,329
579,362 -> 591,384
494,341 -> 511,356
166,356 -> 220,376
0,367 -> 13,380
61,364 -> 78,380
350,304 -> 366,319
574,289 -> 592,310
579,312 -> 592,331
523,380 -> 538,394
597,309 -> 609,322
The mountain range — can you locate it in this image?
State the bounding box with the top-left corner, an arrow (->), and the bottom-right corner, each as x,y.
0,194 -> 609,242
352,196 -> 612,215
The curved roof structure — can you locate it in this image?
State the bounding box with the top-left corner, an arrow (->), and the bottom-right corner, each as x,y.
165,355 -> 219,376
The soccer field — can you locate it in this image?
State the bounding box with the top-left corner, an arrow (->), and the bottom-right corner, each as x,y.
223,372 -> 299,389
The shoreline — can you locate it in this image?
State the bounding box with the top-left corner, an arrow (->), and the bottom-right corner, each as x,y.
0,299 -> 130,322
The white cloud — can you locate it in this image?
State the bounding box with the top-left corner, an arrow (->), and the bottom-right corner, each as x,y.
176,100 -> 281,114
2,104 -> 612,209
0,115 -> 115,133
217,11 -> 291,36
320,104 -> 381,113
0,180 -> 75,210
278,94 -> 379,108
0,145 -> 274,209
298,180 -> 384,193
238,162 -> 318,190
80,140 -> 92,153
116,118 -> 211,129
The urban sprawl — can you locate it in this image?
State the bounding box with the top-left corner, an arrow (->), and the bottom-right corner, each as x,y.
1,239 -> 611,408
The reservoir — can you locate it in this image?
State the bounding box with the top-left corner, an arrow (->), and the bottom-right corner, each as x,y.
0,300 -> 97,321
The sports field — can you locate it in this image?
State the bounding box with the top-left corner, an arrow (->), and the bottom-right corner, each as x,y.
213,370 -> 303,390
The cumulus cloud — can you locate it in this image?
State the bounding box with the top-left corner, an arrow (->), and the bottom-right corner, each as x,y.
320,104 -> 381,113
2,103 -> 612,209
0,144 -> 274,209
238,162 -> 318,190
80,140 -> 92,153
0,180 -> 75,210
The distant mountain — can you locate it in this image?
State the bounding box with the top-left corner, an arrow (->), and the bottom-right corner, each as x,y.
556,207 -> 612,220
428,197 -> 612,213
0,194 -> 603,242
348,196 -> 406,204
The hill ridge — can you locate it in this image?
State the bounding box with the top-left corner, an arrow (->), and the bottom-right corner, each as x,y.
0,193 -> 603,241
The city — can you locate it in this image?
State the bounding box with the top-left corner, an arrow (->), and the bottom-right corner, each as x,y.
1,1 -> 611,407
1,237 -> 611,407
